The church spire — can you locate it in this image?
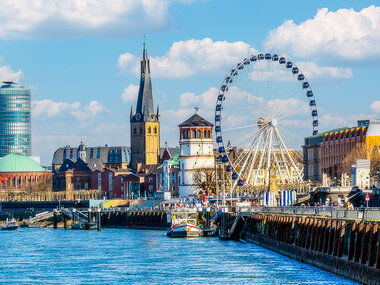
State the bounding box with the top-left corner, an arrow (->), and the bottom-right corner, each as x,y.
133,41 -> 155,122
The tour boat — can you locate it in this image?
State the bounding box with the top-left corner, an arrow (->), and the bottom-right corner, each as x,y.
167,209 -> 200,238
1,218 -> 20,231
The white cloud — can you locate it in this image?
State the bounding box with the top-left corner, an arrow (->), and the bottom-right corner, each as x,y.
180,87 -> 218,108
0,0 -> 186,39
32,99 -> 108,121
118,38 -> 258,78
370,101 -> 380,113
32,100 -> 80,117
296,62 -> 353,83
0,65 -> 23,82
264,5 -> 380,61
248,61 -> 353,84
121,84 -> 139,103
71,100 -> 109,121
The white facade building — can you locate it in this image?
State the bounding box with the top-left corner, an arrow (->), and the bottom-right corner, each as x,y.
178,113 -> 214,197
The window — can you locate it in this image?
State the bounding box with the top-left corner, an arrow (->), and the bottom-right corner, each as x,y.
149,185 -> 153,191
148,177 -> 153,183
140,127 -> 143,134
197,130 -> 201,138
98,172 -> 101,190
115,149 -> 119,162
109,150 -> 114,163
90,149 -> 94,159
148,126 -> 151,134
63,149 -> 67,161
192,130 -> 196,138
208,130 -> 210,138
97,148 -> 101,159
154,127 -> 157,134
70,149 -> 73,159
133,128 -> 137,135
109,172 -> 113,199
76,149 -> 79,159
204,130 -> 207,138
171,173 -> 176,183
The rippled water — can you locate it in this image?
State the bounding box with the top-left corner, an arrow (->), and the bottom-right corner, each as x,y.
0,228 -> 357,284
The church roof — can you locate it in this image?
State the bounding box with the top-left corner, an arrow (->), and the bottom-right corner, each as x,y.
178,114 -> 213,127
133,43 -> 156,122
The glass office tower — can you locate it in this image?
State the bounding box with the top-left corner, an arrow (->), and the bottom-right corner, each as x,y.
0,81 -> 31,157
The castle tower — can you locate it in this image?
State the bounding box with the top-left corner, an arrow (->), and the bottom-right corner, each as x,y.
178,111 -> 214,197
130,42 -> 160,171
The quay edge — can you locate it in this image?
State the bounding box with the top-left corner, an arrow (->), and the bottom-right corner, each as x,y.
239,213 -> 380,285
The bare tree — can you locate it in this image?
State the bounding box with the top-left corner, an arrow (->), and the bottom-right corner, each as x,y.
192,168 -> 216,195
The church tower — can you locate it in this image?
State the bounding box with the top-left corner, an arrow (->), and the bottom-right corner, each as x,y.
130,42 -> 160,171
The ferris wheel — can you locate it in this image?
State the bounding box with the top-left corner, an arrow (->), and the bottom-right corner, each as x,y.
215,53 -> 318,191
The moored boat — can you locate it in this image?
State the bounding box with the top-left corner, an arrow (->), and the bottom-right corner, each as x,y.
167,208 -> 200,237
1,218 -> 20,231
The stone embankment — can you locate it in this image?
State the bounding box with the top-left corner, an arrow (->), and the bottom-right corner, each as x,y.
241,211 -> 380,284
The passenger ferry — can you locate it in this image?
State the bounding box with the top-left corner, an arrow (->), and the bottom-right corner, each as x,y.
1,218 -> 20,231
167,209 -> 200,238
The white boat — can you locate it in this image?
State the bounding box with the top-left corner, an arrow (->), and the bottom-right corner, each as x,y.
167,209 -> 200,238
1,218 -> 20,231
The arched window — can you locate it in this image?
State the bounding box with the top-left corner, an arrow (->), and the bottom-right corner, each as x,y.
187,130 -> 190,138
154,127 -> 157,134
192,130 -> 196,138
197,130 -> 201,138
204,130 -> 207,138
133,128 -> 137,135
208,130 -> 211,138
183,130 -> 187,139
148,126 -> 151,134
140,127 -> 143,134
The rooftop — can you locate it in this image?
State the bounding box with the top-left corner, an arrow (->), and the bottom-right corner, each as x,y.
0,153 -> 45,172
178,113 -> 213,127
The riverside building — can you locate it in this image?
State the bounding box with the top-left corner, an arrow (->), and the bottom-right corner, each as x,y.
303,119 -> 380,181
0,81 -> 31,157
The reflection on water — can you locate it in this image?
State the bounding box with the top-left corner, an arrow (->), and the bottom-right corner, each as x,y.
0,228 -> 357,284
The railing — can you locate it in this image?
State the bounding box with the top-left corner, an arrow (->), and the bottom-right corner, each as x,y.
27,211 -> 54,224
246,206 -> 380,221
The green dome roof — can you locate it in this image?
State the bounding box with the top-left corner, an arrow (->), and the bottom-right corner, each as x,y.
0,153 -> 45,172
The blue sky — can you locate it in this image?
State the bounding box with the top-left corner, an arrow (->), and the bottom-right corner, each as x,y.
0,0 -> 379,164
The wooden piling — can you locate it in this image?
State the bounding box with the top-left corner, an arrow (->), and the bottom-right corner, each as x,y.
354,222 -> 364,263
348,222 -> 356,261
337,221 -> 346,258
328,220 -> 336,255
53,210 -> 57,229
322,220 -> 331,253
368,224 -> 378,267
361,223 -> 371,265
333,221 -> 340,257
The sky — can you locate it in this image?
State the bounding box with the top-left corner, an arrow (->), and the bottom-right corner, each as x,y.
0,0 -> 379,165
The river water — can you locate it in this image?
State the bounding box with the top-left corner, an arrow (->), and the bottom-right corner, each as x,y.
0,228 -> 357,284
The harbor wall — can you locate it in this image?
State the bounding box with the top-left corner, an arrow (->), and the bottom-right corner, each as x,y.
242,214 -> 380,284
99,210 -> 169,230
